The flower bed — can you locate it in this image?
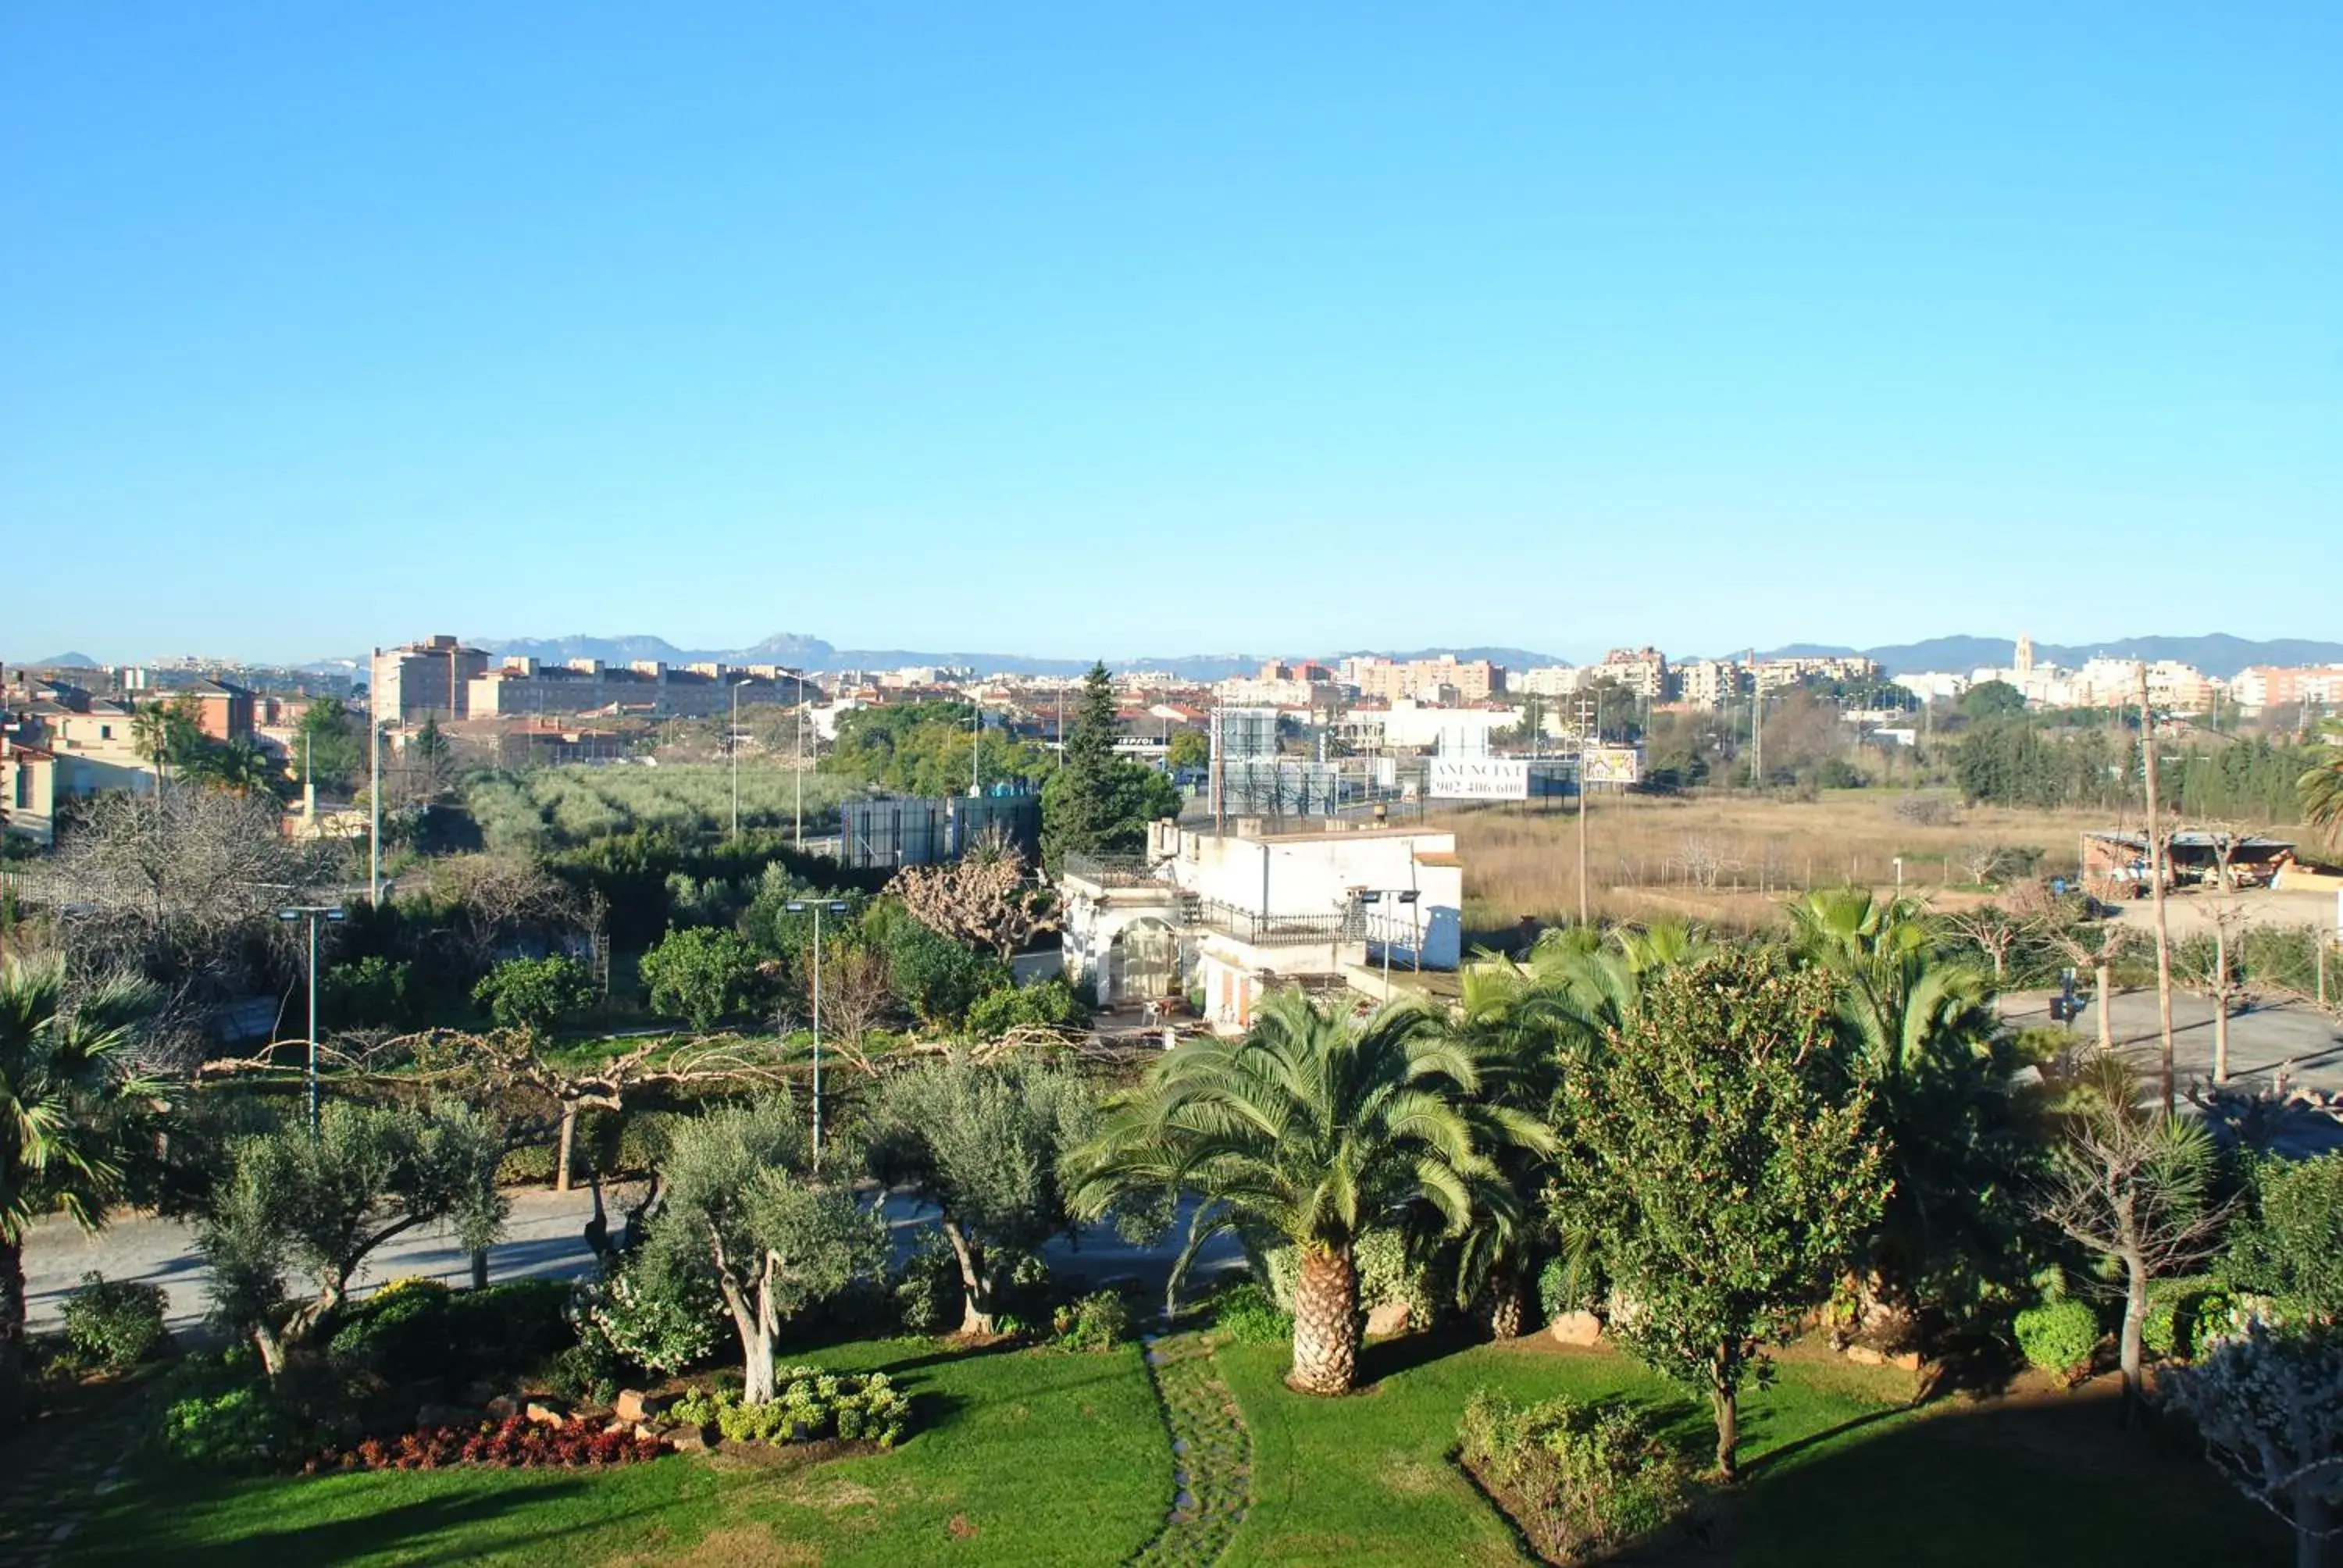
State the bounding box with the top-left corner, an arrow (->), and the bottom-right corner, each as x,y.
304,1418 -> 668,1474
669,1368 -> 911,1448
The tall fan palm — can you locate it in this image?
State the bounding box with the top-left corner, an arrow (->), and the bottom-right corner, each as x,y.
1075,991 -> 1550,1394
1,954 -> 163,1408
1785,887 -> 2043,1320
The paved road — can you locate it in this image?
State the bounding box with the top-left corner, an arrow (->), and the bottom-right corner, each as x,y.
22,1184 -> 1244,1337
1999,988 -> 2343,1093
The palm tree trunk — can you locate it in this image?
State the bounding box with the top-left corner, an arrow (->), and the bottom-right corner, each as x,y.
1288,1244 -> 1360,1395
1483,1260 -> 1525,1340
0,1237 -> 26,1413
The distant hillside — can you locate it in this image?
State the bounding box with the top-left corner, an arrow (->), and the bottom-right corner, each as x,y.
26,651 -> 102,669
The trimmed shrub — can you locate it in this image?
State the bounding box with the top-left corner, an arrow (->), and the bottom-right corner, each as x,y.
1053,1289 -> 1133,1352
308,1417 -> 666,1474
1212,1283 -> 1293,1345
328,1278 -> 572,1388
62,1271 -> 169,1369
891,1233 -> 962,1334
154,1370 -> 321,1473
670,1367 -> 911,1449
1457,1388 -> 1691,1563
2014,1299 -> 2100,1383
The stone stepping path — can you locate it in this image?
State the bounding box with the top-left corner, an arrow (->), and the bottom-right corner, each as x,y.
1130,1331 -> 1251,1568
0,1406 -> 134,1568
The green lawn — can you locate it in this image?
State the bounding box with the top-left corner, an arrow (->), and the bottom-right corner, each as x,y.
62,1338 -> 1169,1568
54,1330 -> 2290,1567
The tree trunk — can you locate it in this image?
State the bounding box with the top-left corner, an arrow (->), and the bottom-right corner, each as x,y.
2095,962 -> 2114,1053
1710,1381 -> 1740,1480
470,1247 -> 490,1290
252,1319 -> 287,1381
1482,1260 -> 1525,1340
941,1221 -> 993,1336
555,1103 -> 578,1193
2296,1491 -> 2331,1568
0,1238 -> 25,1416
1288,1244 -> 1361,1395
2120,1257 -> 2148,1425
2213,921 -> 2231,1085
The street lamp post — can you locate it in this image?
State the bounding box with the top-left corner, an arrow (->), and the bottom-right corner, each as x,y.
276,903 -> 347,1135
730,679 -> 742,840
1358,889 -> 1421,994
785,899 -> 851,1167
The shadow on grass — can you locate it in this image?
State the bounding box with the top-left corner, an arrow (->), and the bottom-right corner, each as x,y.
70,1477 -> 620,1568
1358,1324 -> 1486,1388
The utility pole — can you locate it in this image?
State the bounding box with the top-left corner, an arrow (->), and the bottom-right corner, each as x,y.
368,711 -> 382,904
729,679 -> 741,839
1574,696 -> 1597,926
786,900 -> 849,1168
2139,665 -> 2177,1114
793,672 -> 805,848
971,694 -> 982,798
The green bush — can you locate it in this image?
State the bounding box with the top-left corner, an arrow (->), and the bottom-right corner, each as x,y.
152,1363 -> 320,1473
2013,1299 -> 2100,1382
548,1341 -> 622,1406
1457,1388 -> 1691,1563
1212,1283 -> 1293,1345
575,1249 -> 721,1377
2221,1153 -> 2343,1322
892,1233 -> 962,1334
2142,1277 -> 2231,1362
62,1271 -> 169,1369
328,1278 -> 572,1387
965,978 -> 1089,1039
1052,1289 -> 1133,1351
1250,1227 -> 1439,1323
1538,1252 -> 1599,1324
672,1367 -> 911,1449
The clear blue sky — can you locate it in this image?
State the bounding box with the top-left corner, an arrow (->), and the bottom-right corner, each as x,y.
4,3 -> 2337,667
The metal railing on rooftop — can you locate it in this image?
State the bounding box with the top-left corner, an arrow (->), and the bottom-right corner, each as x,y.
1060,853 -> 1166,888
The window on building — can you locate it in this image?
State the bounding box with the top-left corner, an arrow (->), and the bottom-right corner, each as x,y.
100,724 -> 112,739
12,768 -> 27,810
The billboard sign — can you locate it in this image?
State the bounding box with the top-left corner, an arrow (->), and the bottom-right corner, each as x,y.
1427,758 -> 1529,800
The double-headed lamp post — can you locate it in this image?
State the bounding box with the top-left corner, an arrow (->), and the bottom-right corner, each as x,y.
1357,889 -> 1421,992
785,899 -> 851,1167
276,903 -> 347,1135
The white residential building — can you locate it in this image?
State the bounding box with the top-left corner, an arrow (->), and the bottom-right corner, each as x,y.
1059,819 -> 1464,1032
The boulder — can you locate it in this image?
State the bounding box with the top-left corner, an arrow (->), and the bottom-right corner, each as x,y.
613,1388 -> 672,1424
1547,1310 -> 1603,1347
525,1399 -> 571,1427
1843,1345 -> 1885,1367
668,1427 -> 708,1452
1364,1301 -> 1411,1337
484,1395 -> 518,1422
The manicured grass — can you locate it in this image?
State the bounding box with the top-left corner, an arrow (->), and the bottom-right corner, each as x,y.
54,1329 -> 2291,1567
62,1338 -> 1168,1568
1219,1333 -> 2287,1568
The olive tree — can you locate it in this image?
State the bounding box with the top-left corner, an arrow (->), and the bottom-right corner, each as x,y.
2166,1320 -> 2343,1568
646,1098 -> 884,1403
194,1100 -> 507,1376
868,1058 -> 1098,1335
1551,949 -> 1888,1477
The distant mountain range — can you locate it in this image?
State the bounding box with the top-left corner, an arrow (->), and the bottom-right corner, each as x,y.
1746,634 -> 2343,681
292,635 -> 1567,685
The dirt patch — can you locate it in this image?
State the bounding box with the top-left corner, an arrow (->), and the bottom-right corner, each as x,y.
947,1513 -> 978,1539
704,1437 -> 879,1473
602,1527 -> 822,1568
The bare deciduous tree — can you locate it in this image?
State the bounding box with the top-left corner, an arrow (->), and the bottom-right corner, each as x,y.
1671,833 -> 1735,891
2035,1057 -> 2232,1421
889,829 -> 1054,960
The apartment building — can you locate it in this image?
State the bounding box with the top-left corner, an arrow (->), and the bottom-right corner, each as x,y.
371,636 -> 492,723
1674,658 -> 1746,709
1340,655 -> 1505,703
465,658 -> 803,718
1598,647 -> 1669,700
1753,655 -> 1878,693
2233,665 -> 2343,714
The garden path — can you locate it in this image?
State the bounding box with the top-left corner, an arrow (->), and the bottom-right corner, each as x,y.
1131,1329 -> 1252,1567
0,1400 -> 135,1568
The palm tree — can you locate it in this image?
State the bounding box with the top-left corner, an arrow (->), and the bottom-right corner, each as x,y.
1074,991 -> 1550,1394
2301,723 -> 2343,846
0,954 -> 163,1409
1786,887 -> 2043,1323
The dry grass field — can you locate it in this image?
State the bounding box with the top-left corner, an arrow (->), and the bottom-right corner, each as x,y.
1435,789 -> 2125,938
